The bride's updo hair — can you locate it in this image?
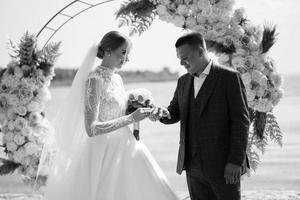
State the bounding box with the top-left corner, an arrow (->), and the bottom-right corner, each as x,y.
97,31 -> 130,59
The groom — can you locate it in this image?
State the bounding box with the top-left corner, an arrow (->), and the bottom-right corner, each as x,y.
151,32 -> 250,200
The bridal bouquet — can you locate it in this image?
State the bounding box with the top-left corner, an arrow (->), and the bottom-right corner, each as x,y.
0,32 -> 60,189
126,88 -> 154,140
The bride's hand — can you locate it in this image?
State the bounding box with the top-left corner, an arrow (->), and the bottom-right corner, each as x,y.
131,108 -> 153,122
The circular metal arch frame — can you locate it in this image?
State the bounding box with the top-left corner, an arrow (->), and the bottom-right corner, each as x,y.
36,0 -> 118,48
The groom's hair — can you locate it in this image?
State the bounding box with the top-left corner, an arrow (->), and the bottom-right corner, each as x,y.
175,32 -> 207,50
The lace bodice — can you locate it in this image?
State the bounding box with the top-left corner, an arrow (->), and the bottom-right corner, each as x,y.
84,66 -> 134,137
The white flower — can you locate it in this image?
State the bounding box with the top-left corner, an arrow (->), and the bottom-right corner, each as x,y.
24,142 -> 39,155
29,112 -> 43,125
159,13 -> 172,22
270,89 -> 283,106
0,112 -> 8,126
7,94 -> 19,107
270,72 -> 283,89
26,165 -> 37,177
177,5 -> 189,16
20,156 -> 32,166
255,98 -> 273,112
13,148 -> 26,163
3,131 -> 14,143
7,60 -> 19,69
156,4 -> 168,16
231,56 -> 245,69
172,15 -> 185,27
211,7 -> 221,18
27,101 -> 42,112
217,54 -> 230,63
14,67 -> 24,78
246,89 -> 256,101
232,8 -> 246,25
14,117 -> 28,130
196,13 -> 207,24
201,6 -> 212,17
223,35 -> 235,47
213,22 -> 227,36
36,87 -> 51,102
21,127 -> 33,137
251,70 -> 264,84
14,106 -> 27,116
255,63 -> 265,72
241,72 -> 252,85
7,120 -> 15,131
197,0 -> 210,8
185,17 -> 197,28
14,134 -> 26,146
6,142 -> 18,152
190,3 -> 199,14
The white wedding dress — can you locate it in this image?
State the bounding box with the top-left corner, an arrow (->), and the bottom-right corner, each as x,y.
43,66 -> 179,200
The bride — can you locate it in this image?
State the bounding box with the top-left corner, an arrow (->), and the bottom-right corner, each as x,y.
41,31 -> 180,200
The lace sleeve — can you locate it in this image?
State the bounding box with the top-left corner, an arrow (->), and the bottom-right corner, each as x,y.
84,77 -> 135,137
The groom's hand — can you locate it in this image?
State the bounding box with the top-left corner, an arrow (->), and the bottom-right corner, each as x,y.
149,106 -> 171,121
224,163 -> 241,184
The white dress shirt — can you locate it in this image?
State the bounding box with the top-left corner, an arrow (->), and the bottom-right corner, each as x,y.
193,60 -> 212,98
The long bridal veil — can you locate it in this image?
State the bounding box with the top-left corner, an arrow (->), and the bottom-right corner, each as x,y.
36,43 -> 98,194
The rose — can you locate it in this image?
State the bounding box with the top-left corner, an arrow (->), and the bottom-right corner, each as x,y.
240,35 -> 251,47
255,98 -> 273,112
27,101 -> 42,112
190,3 -> 199,14
270,72 -> 283,89
14,106 -> 27,116
14,134 -> 26,146
3,131 -> 14,143
0,112 -> 8,126
196,13 -> 207,24
232,8 -> 246,25
26,166 -> 37,177
217,53 -> 230,63
21,127 -> 33,137
270,89 -> 283,106
6,142 -> 18,152
7,94 -> 19,107
197,0 -> 210,8
223,35 -> 235,47
177,5 -> 189,16
246,89 -> 256,101
185,17 -> 197,28
201,6 -> 212,17
14,117 -> 28,130
24,142 -> 39,155
156,4 -> 168,16
241,72 -> 251,85
14,67 -> 24,78
172,15 -> 185,27
231,56 -> 245,69
13,148 -> 26,163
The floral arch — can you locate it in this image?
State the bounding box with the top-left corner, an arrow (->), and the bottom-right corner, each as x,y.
115,0 -> 283,170
0,0 -> 283,189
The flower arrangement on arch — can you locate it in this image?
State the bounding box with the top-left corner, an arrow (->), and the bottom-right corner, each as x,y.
0,32 -> 60,188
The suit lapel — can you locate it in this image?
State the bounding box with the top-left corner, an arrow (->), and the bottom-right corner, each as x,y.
195,63 -> 220,117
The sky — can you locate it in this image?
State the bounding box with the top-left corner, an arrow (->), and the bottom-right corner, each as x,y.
0,0 -> 300,75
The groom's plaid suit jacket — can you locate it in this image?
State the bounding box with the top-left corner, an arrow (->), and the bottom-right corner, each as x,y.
161,62 -> 250,177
